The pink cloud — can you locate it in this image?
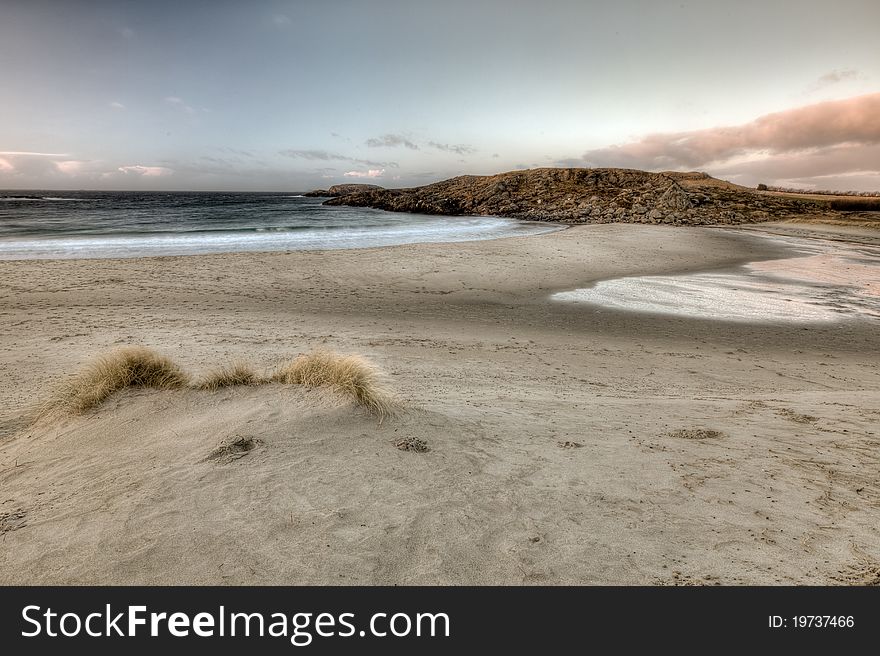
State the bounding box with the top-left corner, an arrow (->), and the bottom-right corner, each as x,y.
581,93 -> 880,170
0,151 -> 69,157
55,160 -> 85,175
117,165 -> 173,177
714,143 -> 880,181
0,157 -> 13,172
344,168 -> 385,178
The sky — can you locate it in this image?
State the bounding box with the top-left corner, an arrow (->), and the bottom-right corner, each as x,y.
1,0 -> 878,191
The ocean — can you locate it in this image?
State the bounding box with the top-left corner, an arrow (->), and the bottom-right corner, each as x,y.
0,191 -> 558,260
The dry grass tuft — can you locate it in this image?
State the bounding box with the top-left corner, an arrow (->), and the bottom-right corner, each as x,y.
43,346 -> 190,415
37,346 -> 397,421
272,350 -> 396,418
198,361 -> 261,391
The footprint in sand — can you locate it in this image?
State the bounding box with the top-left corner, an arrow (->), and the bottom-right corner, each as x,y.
203,435 -> 260,464
663,429 -> 726,440
0,508 -> 28,533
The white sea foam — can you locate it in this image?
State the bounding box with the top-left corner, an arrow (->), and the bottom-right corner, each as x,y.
0,196 -> 89,202
0,216 -> 559,260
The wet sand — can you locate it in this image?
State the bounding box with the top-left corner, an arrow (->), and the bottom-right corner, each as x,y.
1,223 -> 878,584
552,230 -> 880,322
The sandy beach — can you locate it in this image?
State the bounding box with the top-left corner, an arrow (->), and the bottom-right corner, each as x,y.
1,223 -> 878,585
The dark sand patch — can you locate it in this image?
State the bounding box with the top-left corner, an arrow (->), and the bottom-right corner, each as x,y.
663,428 -> 726,440
0,509 -> 27,534
395,436 -> 429,453
204,435 -> 260,464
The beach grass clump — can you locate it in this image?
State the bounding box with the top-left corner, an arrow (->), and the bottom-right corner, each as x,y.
197,361 -> 261,391
44,346 -> 190,415
272,350 -> 396,418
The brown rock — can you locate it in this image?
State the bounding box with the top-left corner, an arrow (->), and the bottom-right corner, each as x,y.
323,167 -> 834,226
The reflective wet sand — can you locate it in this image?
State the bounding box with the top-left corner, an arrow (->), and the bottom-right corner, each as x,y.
552,233 -> 880,322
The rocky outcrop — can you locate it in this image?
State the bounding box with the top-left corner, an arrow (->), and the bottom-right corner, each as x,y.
657,181 -> 692,211
304,183 -> 384,198
323,167 -> 833,225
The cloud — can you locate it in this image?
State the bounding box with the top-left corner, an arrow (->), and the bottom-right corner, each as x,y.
579,93 -> 880,170
279,149 -> 394,168
272,14 -> 291,26
428,141 -> 476,155
815,69 -> 862,88
713,142 -> 880,181
110,101 -> 125,110
365,134 -> 419,150
0,151 -> 92,180
344,168 -> 385,178
770,171 -> 880,193
217,146 -> 255,158
0,151 -> 69,157
165,96 -> 196,114
117,165 -> 173,177
120,27 -> 134,39
55,160 -> 86,175
279,149 -> 345,161
554,157 -> 584,167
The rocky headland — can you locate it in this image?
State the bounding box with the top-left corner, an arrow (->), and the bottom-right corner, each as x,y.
320,168 -> 839,225
303,183 -> 384,198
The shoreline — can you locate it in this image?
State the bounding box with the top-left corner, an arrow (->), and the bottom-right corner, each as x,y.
0,214 -> 563,261
2,210 -> 877,263
1,222 -> 878,584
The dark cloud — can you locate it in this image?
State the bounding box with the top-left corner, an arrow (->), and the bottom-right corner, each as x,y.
428,141 -> 476,155
218,146 -> 255,158
279,149 -> 394,168
554,157 -> 584,168
579,93 -> 880,170
815,69 -> 862,87
279,149 -> 346,161
365,134 -> 419,150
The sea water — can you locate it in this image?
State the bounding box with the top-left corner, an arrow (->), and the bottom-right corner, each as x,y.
0,191 -> 559,260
